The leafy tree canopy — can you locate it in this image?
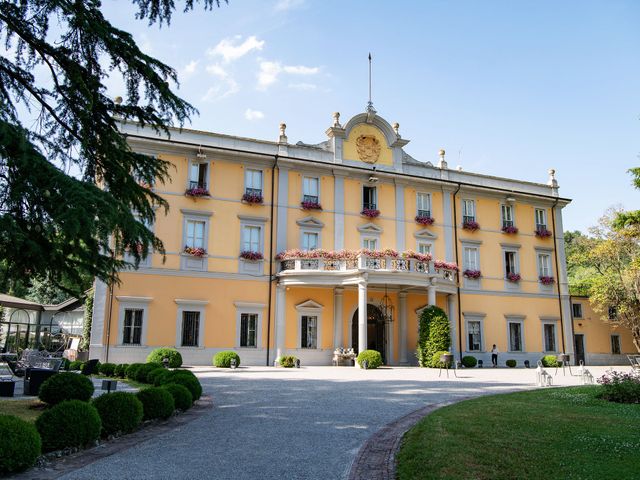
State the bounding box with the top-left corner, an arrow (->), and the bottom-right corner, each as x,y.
0,0 -> 224,297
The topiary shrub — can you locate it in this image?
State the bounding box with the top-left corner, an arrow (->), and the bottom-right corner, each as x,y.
166,372 -> 202,401
135,363 -> 163,383
278,355 -> 298,368
213,351 -> 241,368
431,351 -> 452,368
36,400 -> 101,452
461,355 -> 477,368
92,392 -> 143,436
152,369 -> 172,386
125,363 -> 145,380
136,387 -> 175,420
417,306 -> 451,367
0,415 -> 41,474
69,360 -> 84,371
38,372 -> 94,405
146,348 -> 183,368
82,360 -> 100,375
356,350 -> 383,369
541,355 -> 560,368
162,383 -> 193,411
506,359 -> 517,368
147,367 -> 167,386
114,364 -> 129,378
98,362 -> 117,377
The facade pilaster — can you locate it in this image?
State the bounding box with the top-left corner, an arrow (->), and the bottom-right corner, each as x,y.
333,287 -> 344,349
398,291 -> 408,364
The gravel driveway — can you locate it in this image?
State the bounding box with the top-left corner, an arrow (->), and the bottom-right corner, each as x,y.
58,365 -> 605,480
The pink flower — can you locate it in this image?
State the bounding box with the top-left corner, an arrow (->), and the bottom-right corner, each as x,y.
240,251 -> 264,261
463,269 -> 482,279
301,200 -> 322,210
402,250 -> 432,262
535,228 -> 552,238
415,215 -> 434,226
185,187 -> 210,197
361,208 -> 381,218
539,276 -> 555,285
184,246 -> 207,257
506,272 -> 521,283
502,225 -> 519,234
462,220 -> 480,231
434,260 -> 459,272
242,192 -> 264,204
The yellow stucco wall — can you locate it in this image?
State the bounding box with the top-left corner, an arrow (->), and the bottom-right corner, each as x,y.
572,297 -> 635,354
343,124 -> 393,166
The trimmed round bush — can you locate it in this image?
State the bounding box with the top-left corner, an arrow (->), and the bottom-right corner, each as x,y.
430,351 -> 452,368
36,400 -> 101,452
98,362 -> 117,377
162,383 -> 193,411
461,356 -> 478,368
506,359 -> 517,368
92,392 -> 143,435
136,387 -> 175,420
278,355 -> 298,368
125,363 -> 145,380
541,355 -> 560,368
156,370 -> 202,400
0,414 -> 41,474
146,348 -> 183,368
147,367 -> 167,386
69,360 -> 84,371
135,363 -> 163,383
356,350 -> 383,369
82,361 -> 100,375
213,351 -> 241,368
114,364 -> 129,378
38,372 -> 94,405
152,369 -> 172,386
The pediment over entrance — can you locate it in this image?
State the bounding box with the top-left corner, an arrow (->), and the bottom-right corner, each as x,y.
295,299 -> 324,311
357,223 -> 383,234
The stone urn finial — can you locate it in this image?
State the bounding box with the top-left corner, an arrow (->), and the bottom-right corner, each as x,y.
548,168 -> 558,188
438,149 -> 448,169
332,112 -> 342,128
278,122 -> 288,144
392,122 -> 400,137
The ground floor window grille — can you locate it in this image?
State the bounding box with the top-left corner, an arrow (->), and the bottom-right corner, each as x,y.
468,321 -> 481,351
123,309 -> 143,345
509,322 -> 522,351
240,313 -> 258,348
543,324 -> 556,352
181,311 -> 200,347
611,335 -> 621,355
301,315 -> 318,349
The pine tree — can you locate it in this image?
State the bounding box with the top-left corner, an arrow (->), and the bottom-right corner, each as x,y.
0,1 -> 224,296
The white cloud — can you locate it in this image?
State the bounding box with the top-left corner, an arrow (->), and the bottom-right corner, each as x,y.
274,0 -> 305,11
207,35 -> 264,63
288,82 -> 317,91
202,77 -> 239,102
257,61 -> 320,90
179,60 -> 199,80
244,108 -> 265,121
283,65 -> 319,75
205,63 -> 228,78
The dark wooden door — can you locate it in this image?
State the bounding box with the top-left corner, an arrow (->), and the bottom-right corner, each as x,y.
574,334 -> 585,365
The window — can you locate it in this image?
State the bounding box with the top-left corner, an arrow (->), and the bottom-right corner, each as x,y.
543,324 -> 556,351
417,242 -> 431,256
186,220 -> 206,249
501,205 -> 514,228
535,208 -> 547,230
240,313 -> 257,348
303,177 -> 319,203
504,251 -> 517,275
242,225 -> 261,253
301,315 -> 318,349
608,306 -> 617,320
417,192 -> 431,217
572,303 -> 583,319
463,247 -> 479,271
508,322 -> 523,351
122,309 -> 143,345
611,335 -> 621,355
245,169 -> 263,196
468,321 -> 481,351
363,238 -> 378,250
363,186 -> 377,210
537,253 -> 552,277
189,162 -> 208,190
302,232 -> 319,251
462,199 -> 475,223
181,311 -> 200,347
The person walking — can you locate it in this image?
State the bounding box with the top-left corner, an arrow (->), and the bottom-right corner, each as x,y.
491,344 -> 499,367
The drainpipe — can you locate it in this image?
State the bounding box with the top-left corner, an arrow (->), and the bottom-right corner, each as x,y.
550,198 -> 567,353
452,184 -> 463,361
104,280 -> 115,363
265,155 -> 278,366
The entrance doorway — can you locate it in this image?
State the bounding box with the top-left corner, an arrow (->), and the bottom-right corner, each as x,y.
352,304 -> 386,364
574,334 -> 585,365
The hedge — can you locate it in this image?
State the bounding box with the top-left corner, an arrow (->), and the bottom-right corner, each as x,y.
461,355 -> 477,368
147,367 -> 168,385
36,400 -> 101,452
156,370 -> 202,401
506,359 -> 517,368
278,355 -> 298,368
92,392 -> 143,436
162,383 -> 193,411
417,306 -> 451,367
98,362 -> 117,377
114,363 -> 129,378
125,363 -> 145,380
0,415 -> 41,474
430,351 -> 452,368
146,348 -> 183,368
136,387 -> 175,420
135,363 -> 163,383
356,350 -> 383,369
213,351 -> 241,368
38,372 -> 94,405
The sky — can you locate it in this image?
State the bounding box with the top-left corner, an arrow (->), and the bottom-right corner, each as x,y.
101,0 -> 640,233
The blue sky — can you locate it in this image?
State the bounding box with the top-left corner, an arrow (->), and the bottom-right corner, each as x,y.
103,0 -> 640,232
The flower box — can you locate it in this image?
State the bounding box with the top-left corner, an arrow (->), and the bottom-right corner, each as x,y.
184,246 -> 207,257
242,192 -> 264,204
506,272 -> 521,283
539,276 -> 555,285
501,225 -> 519,234
415,215 -> 434,226
434,260 -> 459,272
463,269 -> 482,279
240,251 -> 264,261
301,200 -> 322,210
361,208 -> 380,218
185,187 -> 210,197
462,220 -> 480,232
402,250 -> 432,262
535,228 -> 552,238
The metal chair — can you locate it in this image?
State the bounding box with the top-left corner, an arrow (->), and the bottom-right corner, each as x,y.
438,354 -> 458,378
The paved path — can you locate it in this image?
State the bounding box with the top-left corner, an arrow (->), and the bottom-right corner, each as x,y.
57,365 -> 616,480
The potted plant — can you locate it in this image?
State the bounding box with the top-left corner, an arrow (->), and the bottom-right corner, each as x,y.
415,214 -> 434,226
462,220 -> 480,231
361,208 -> 380,218
184,246 -> 206,257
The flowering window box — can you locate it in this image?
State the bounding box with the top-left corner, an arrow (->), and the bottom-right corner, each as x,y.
506,272 -> 521,283
463,269 -> 482,279
539,276 -> 555,285
415,215 -> 435,226
462,220 -> 480,232
242,192 -> 264,204
240,251 -> 264,261
535,228 -> 552,238
501,225 -> 519,234
361,208 -> 381,218
402,250 -> 432,262
184,246 -> 207,257
185,187 -> 210,197
434,260 -> 459,272
301,200 -> 322,210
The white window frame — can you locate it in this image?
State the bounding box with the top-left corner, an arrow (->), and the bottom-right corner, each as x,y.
301,231 -> 319,251
186,219 -> 207,249
296,300 -> 323,350
245,169 -> 263,194
572,303 -> 583,319
416,192 -> 431,217
362,185 -> 377,210
188,160 -> 210,190
462,199 -> 476,222
505,315 -> 525,353
181,210 -> 212,271
463,313 -> 485,352
238,216 -> 267,272
115,296 -> 152,347
611,334 -> 621,355
302,176 -> 320,203
174,299 -> 207,349
501,244 -> 521,288
362,237 -> 378,250
535,208 -> 547,229
463,246 -> 479,271
242,225 -> 262,253
537,253 -> 552,277
501,204 -> 515,228
542,321 -> 558,353
417,241 -> 432,256
124,214 -> 154,268
234,302 -> 265,349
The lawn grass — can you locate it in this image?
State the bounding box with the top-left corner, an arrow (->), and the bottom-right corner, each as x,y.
0,399 -> 45,423
396,386 -> 640,480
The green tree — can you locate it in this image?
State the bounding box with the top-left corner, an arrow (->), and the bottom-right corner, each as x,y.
417,306 -> 451,367
613,168 -> 640,234
0,0 -> 225,297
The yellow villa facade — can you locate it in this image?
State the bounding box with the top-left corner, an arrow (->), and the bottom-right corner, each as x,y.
90,109 -> 582,367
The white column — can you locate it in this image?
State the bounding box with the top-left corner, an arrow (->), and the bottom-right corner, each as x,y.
398,291 -> 408,364
447,293 -> 458,359
333,287 -> 344,348
275,284 -> 286,361
358,280 -> 368,356
427,283 -> 436,306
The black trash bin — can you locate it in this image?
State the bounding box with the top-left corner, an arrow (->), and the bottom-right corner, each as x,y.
0,379 -> 15,397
